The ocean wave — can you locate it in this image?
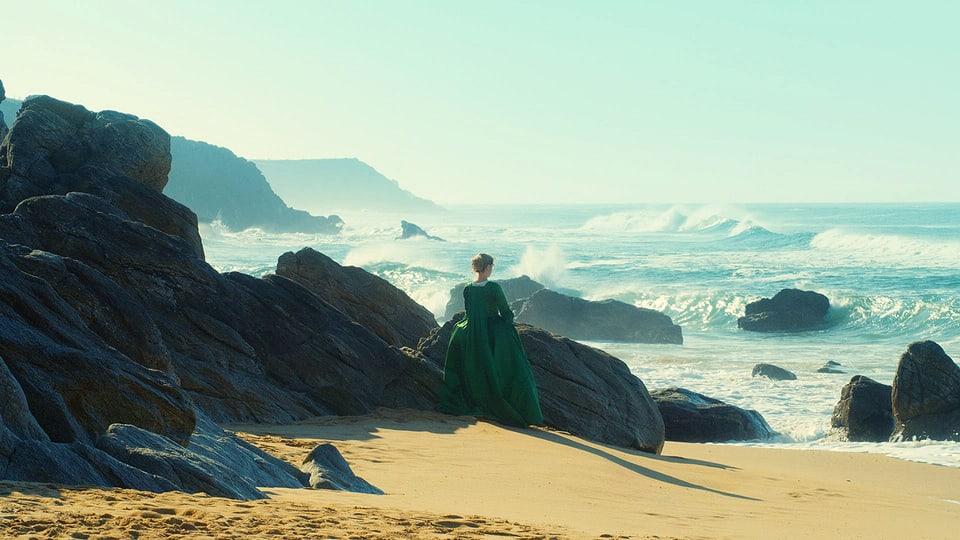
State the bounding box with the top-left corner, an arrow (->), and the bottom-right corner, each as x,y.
810,229 -> 960,269
579,206 -> 749,234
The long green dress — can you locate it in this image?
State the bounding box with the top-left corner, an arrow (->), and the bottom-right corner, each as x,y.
440,280 -> 544,427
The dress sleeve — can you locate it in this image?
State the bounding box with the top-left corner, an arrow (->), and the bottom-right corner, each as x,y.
493,283 -> 514,324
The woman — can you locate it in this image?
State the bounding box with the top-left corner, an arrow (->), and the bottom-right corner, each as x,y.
440,253 -> 543,427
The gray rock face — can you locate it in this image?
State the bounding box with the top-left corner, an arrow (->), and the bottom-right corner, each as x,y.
650,387 -> 776,442
0,79 -> 7,143
513,289 -> 683,344
276,247 -> 438,350
738,288 -> 830,332
443,275 -> 544,322
0,95 -> 203,258
0,94 -> 438,497
831,375 -> 893,442
891,341 -> 960,442
752,363 -> 797,381
300,443 -> 383,494
417,315 -> 665,453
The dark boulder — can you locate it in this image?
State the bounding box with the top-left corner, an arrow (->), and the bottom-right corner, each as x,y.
276,247 -> 438,349
417,315 -> 665,453
817,361 -> 845,374
737,288 -> 830,332
397,220 -> 443,241
443,275 -> 544,322
300,443 -> 383,494
831,375 -> 893,442
512,289 -> 683,344
752,363 -> 797,381
891,341 -> 960,442
0,95 -> 203,258
650,387 -> 776,442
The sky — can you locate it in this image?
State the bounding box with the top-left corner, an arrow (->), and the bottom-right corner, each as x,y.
4,1 -> 958,205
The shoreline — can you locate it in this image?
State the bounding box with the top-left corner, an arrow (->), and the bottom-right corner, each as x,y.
4,409 -> 958,539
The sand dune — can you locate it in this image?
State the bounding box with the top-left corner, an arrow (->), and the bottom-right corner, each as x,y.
3,409 -> 958,539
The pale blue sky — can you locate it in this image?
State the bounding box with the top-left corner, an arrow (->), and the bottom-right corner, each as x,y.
4,1 -> 958,205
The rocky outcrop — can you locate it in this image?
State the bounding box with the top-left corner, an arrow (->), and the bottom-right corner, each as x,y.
275,247 -> 438,349
0,79 -> 8,142
398,220 -> 444,241
737,288 -> 830,332
831,376 -> 893,442
443,275 -> 544,322
512,289 -> 683,344
165,137 -> 343,233
650,387 -> 776,442
891,341 -> 960,442
752,363 -> 797,381
300,443 -> 383,494
417,316 -> 666,453
0,95 -> 204,258
0,94 -> 439,497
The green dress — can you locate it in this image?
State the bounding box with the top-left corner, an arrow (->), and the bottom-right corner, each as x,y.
440,280 -> 544,427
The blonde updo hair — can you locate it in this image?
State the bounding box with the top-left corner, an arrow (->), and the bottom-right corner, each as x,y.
471,253 -> 494,273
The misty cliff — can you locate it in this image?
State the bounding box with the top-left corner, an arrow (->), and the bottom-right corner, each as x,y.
254,158 -> 442,214
165,137 -> 343,233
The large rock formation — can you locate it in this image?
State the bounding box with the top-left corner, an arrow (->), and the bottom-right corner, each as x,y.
831,375 -> 893,442
0,95 -> 204,258
737,288 -> 830,332
0,94 -> 438,497
417,316 -> 666,453
650,387 -> 776,443
0,79 -> 8,142
165,136 -> 343,233
891,341 -> 960,442
512,289 -> 683,344
276,247 -> 438,349
443,275 -> 545,322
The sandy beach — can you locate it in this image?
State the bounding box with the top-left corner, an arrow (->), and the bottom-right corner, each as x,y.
2,408 -> 958,539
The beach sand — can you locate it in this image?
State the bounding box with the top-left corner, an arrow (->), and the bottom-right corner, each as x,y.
2,408 -> 958,539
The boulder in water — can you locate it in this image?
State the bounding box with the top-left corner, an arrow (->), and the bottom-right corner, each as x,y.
831,375 -> 893,442
891,341 -> 960,441
737,288 -> 830,332
650,387 -> 776,442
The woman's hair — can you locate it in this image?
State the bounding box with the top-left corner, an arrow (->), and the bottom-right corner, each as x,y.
471,253 -> 494,273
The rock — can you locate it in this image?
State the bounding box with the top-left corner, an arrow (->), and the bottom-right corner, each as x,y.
752,363 -> 797,381
0,95 -> 204,258
443,275 -> 545,322
512,289 -> 683,344
650,387 -> 776,442
397,220 -> 444,241
817,361 -> 845,374
417,315 -> 665,453
300,443 -> 383,494
891,341 -> 960,442
737,288 -> 830,332
276,247 -> 438,349
831,376 -> 893,442
0,78 -> 7,143
165,136 -> 343,233
0,94 -> 444,495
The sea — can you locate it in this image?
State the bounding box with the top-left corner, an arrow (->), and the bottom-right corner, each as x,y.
199,203 -> 960,468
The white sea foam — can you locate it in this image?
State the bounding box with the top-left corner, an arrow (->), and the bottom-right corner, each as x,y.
508,245 -> 569,288
811,228 -> 960,269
